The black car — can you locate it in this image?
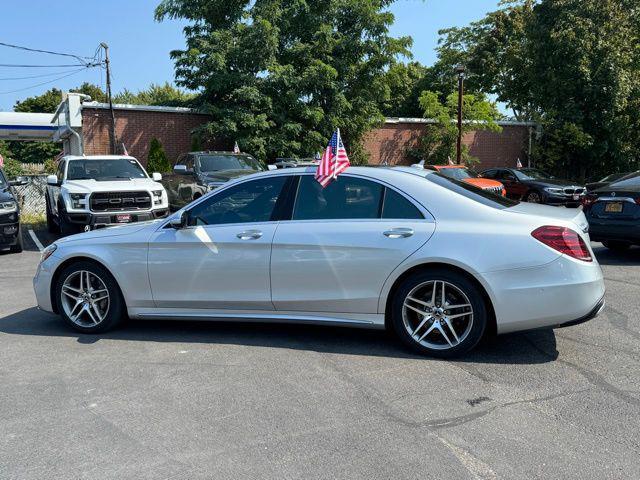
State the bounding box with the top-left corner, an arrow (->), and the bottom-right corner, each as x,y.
583,172 -> 640,251
585,172 -> 634,192
0,169 -> 28,253
481,167 -> 586,207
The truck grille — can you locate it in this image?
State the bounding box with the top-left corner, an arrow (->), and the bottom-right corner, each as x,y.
90,191 -> 151,212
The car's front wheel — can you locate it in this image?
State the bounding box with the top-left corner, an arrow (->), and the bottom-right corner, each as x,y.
390,269 -> 487,358
54,261 -> 125,333
525,190 -> 542,203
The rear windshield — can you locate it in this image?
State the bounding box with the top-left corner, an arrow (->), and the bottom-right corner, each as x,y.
609,172 -> 640,188
426,173 -> 519,208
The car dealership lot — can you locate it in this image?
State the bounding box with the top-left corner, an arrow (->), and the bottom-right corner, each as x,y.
1,235 -> 639,479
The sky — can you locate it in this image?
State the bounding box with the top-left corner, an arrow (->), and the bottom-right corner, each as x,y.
0,0 -> 501,111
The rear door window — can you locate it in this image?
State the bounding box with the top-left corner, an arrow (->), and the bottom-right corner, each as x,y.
382,189 -> 424,219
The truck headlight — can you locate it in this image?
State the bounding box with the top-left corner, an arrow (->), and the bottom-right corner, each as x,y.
152,190 -> 163,205
69,193 -> 88,209
0,201 -> 17,213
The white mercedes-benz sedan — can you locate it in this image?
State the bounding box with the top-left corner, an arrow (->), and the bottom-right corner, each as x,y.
33,166 -> 605,357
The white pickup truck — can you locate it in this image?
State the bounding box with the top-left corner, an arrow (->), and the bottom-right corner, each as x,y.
45,155 -> 169,235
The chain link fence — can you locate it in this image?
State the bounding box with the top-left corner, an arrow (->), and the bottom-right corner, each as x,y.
14,175 -> 48,216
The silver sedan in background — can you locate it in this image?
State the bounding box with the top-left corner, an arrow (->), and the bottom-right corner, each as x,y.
33,167 -> 605,357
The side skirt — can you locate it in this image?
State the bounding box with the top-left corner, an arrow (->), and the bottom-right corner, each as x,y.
127,308 -> 386,330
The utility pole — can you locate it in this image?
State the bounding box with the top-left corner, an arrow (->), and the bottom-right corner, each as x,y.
100,42 -> 117,155
455,65 -> 465,165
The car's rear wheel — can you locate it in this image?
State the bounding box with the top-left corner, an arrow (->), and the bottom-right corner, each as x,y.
602,240 -> 632,252
54,261 -> 125,333
390,269 -> 487,358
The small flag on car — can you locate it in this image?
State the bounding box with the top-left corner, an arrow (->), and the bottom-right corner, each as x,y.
516,158 -> 523,168
54,150 -> 64,163
448,156 -> 454,165
315,128 -> 350,188
233,141 -> 240,154
122,143 -> 129,156
0,153 -> 4,168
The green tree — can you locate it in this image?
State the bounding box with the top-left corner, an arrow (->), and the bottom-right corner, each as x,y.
147,138 -> 172,173
382,61 -> 430,118
113,82 -> 195,106
413,90 -> 501,165
155,0 -> 411,163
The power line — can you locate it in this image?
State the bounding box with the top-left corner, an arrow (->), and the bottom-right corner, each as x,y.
0,41 -> 94,63
0,67 -> 92,95
0,62 -> 100,68
0,70 -> 90,81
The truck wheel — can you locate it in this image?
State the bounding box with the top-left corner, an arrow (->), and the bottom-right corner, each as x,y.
9,226 -> 23,253
46,196 -> 60,234
58,201 -> 79,237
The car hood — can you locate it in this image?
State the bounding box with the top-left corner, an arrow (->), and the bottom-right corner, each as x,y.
525,178 -> 581,188
55,219 -> 162,244
0,187 -> 15,202
507,202 -> 589,232
463,178 -> 503,189
63,178 -> 163,194
202,169 -> 260,183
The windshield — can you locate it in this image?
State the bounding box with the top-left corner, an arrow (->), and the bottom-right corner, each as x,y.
66,159 -> 147,181
513,168 -> 552,180
437,168 -> 477,181
427,173 -> 519,209
198,155 -> 264,173
609,172 -> 640,189
599,173 -> 628,183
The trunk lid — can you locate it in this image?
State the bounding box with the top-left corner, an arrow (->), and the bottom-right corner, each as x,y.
508,203 -> 589,232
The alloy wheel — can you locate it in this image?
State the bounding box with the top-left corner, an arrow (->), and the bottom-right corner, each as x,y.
60,270 -> 110,327
526,192 -> 541,203
402,280 -> 474,350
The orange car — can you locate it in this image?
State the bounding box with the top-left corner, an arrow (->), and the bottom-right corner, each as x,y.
425,165 -> 506,196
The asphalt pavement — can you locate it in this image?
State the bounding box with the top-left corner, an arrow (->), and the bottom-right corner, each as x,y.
1,230 -> 639,479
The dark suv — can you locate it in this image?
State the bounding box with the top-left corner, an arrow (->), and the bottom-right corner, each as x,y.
481,168 -> 586,207
0,169 -> 28,253
161,151 -> 266,210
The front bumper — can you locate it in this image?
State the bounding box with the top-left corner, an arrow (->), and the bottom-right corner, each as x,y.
33,253 -> 61,313
0,221 -> 20,246
543,192 -> 584,207
483,255 -> 605,334
63,209 -> 169,230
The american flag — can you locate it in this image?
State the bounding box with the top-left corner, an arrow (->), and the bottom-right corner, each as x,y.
516,158 -> 523,168
315,128 -> 350,188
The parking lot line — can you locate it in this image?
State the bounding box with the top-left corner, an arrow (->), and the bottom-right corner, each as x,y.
28,229 -> 44,252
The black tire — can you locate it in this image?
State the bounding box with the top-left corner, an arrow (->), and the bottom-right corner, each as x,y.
46,195 -> 59,234
9,225 -> 23,253
390,268 -> 488,358
54,260 -> 125,334
525,190 -> 542,203
602,240 -> 632,252
58,200 -> 80,237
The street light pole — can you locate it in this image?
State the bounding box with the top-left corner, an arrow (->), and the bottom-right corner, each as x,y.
455,65 -> 465,165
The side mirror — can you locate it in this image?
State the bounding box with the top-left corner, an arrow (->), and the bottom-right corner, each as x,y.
46,174 -> 60,186
173,165 -> 187,173
152,172 -> 162,181
169,211 -> 188,229
9,176 -> 29,186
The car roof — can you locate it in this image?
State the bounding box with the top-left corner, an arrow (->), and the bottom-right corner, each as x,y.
62,155 -> 139,161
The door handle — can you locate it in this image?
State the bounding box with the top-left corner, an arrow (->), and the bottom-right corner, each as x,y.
236,230 -> 263,240
383,228 -> 414,239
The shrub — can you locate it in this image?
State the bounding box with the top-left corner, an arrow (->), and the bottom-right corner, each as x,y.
147,138 -> 172,173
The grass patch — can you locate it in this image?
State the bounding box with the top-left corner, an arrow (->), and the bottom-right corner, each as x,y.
21,212 -> 46,228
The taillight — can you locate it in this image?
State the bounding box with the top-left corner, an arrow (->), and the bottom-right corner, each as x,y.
531,226 -> 592,262
581,194 -> 597,208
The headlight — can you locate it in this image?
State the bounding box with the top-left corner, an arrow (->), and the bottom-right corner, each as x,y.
69,193 -> 88,209
544,187 -> 564,195
0,201 -> 17,213
40,244 -> 57,264
152,190 -> 163,205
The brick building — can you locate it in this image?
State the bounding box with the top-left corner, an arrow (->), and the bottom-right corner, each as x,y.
80,102 -> 535,169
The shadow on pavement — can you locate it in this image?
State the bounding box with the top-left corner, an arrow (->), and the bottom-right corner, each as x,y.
1,307 -> 558,364
592,244 -> 640,266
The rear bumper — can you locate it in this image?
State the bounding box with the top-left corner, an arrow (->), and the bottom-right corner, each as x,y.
588,220 -> 640,244
63,209 -> 169,229
482,255 -> 605,334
